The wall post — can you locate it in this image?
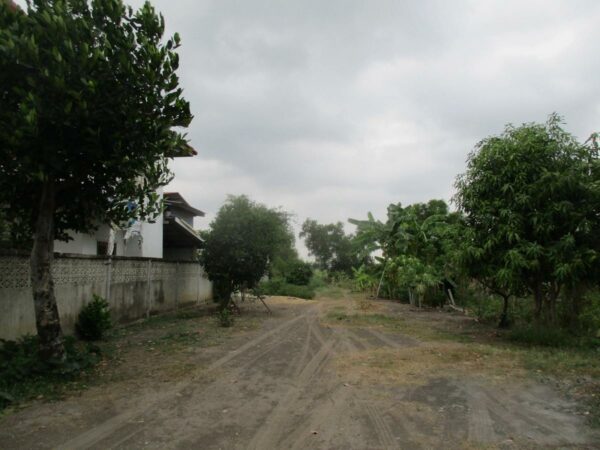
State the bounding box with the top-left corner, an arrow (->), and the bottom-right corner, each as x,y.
145,259 -> 152,318
175,261 -> 179,310
105,257 -> 112,301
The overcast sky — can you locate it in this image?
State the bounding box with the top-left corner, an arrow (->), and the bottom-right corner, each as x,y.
18,0 -> 600,255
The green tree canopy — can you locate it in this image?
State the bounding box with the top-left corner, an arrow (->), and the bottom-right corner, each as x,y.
0,0 -> 192,360
200,195 -> 296,303
300,219 -> 362,275
350,200 -> 463,298
455,114 -> 600,323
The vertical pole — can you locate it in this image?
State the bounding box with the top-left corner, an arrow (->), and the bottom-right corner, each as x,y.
145,259 -> 152,318
175,261 -> 179,310
375,261 -> 386,299
196,264 -> 201,305
105,257 -> 112,301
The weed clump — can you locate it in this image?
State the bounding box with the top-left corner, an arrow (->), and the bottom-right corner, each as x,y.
258,278 -> 315,299
0,335 -> 100,410
76,294 -> 112,341
217,308 -> 234,327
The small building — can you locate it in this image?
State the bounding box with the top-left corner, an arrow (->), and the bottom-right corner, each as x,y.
54,146 -> 200,259
162,192 -> 205,261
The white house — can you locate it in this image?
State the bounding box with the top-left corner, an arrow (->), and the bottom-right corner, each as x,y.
54,150 -> 204,260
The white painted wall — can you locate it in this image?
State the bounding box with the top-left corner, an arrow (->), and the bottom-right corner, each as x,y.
140,187 -> 163,258
54,231 -> 97,255
54,188 -> 164,258
55,224 -> 118,256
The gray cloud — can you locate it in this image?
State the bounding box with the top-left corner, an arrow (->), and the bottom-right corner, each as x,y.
16,0 -> 600,255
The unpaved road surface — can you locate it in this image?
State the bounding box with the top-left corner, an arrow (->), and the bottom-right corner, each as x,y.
1,296 -> 598,449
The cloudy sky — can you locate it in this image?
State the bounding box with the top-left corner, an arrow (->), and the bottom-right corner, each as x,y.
21,0 -> 600,254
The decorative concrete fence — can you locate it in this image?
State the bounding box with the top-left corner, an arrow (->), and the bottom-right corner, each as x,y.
0,251 -> 213,340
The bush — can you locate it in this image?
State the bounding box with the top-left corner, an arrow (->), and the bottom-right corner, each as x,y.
75,295 -> 112,341
258,278 -> 315,300
577,290 -> 600,336
217,308 -> 234,327
285,261 -> 313,285
507,326 -> 577,347
0,335 -> 100,410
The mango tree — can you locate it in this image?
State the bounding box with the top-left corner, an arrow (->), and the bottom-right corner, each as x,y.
0,0 -> 192,360
455,114 -> 600,324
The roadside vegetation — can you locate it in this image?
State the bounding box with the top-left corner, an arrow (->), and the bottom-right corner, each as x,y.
302,116 -> 600,426
336,115 -> 600,346
0,302 -> 263,415
321,293 -> 600,426
0,0 -> 193,363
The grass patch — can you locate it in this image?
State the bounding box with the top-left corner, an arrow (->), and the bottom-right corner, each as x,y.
316,285 -> 347,299
324,310 -> 470,343
335,342 -> 524,386
258,279 -> 315,299
507,325 -> 600,349
0,335 -> 101,412
1,305 -> 264,414
322,293 -> 600,427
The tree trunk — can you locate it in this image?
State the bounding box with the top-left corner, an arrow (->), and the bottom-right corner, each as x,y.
533,280 -> 543,322
498,295 -> 510,329
30,180 -> 65,362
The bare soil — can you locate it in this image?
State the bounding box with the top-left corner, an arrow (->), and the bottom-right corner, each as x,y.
0,294 -> 598,449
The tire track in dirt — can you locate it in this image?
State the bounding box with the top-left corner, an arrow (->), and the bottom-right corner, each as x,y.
287,324 -> 402,450
56,313 -> 306,450
100,315 -> 314,449
476,383 -> 587,445
292,316 -> 314,377
246,335 -> 339,450
466,385 -> 498,443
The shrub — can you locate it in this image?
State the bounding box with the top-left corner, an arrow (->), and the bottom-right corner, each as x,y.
577,290 -> 600,336
217,308 -> 234,327
75,295 -> 112,341
507,326 -> 576,347
285,261 -> 313,285
258,278 -> 315,300
0,335 -> 100,410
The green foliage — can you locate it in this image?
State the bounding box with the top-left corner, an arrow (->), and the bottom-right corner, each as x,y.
257,278 -> 315,300
200,196 -> 296,302
300,219 -> 364,275
577,290 -> 600,337
352,265 -> 377,294
0,0 -> 193,240
217,308 -> 234,328
507,326 -> 578,348
0,335 -> 100,410
285,260 -> 313,285
0,0 -> 192,359
455,114 -> 600,323
350,199 -> 462,303
75,295 -> 112,341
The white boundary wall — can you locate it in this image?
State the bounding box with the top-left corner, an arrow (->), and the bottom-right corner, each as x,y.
0,251 -> 212,340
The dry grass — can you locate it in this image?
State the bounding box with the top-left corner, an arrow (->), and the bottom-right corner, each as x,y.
335,342 -> 526,387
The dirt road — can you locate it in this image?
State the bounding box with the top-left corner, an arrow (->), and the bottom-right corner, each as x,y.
0,296 -> 598,449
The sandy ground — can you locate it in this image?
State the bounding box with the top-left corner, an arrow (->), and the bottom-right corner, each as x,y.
0,294 -> 598,449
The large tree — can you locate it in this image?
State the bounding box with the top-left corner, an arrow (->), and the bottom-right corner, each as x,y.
200,196 -> 296,305
0,0 -> 192,360
455,114 -> 600,324
300,219 -> 361,275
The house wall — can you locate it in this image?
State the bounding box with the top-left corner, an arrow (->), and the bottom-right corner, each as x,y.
54,231 -> 98,255
54,187 -> 165,258
54,220 -> 162,259
140,213 -> 163,258
170,206 -> 195,227
163,247 -> 196,261
0,252 -> 213,340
